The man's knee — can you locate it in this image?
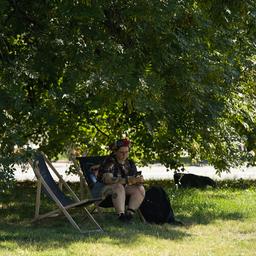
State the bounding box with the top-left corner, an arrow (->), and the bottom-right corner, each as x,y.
130,185 -> 145,197
109,184 -> 124,200
137,185 -> 145,197
111,183 -> 125,193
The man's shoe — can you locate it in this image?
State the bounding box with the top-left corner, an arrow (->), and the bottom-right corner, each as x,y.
125,208 -> 135,222
118,213 -> 128,223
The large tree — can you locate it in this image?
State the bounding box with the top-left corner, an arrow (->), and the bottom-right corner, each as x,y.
0,0 -> 255,185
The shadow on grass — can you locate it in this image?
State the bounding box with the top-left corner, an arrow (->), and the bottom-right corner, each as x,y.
178,209 -> 245,225
1,181 -> 255,250
0,181 -> 190,250
0,215 -> 190,250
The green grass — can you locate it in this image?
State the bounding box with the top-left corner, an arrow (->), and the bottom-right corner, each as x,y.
1,180 -> 256,256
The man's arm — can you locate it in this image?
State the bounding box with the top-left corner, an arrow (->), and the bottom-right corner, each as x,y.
102,173 -> 126,185
102,173 -> 144,185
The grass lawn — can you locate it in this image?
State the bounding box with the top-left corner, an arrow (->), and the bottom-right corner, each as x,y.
0,180 -> 256,256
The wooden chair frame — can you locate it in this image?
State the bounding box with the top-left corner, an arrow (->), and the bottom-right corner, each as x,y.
30,153 -> 104,233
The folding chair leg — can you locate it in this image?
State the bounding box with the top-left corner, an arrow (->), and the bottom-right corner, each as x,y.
32,209 -> 61,222
137,209 -> 146,223
82,207 -> 104,232
61,206 -> 104,233
35,179 -> 42,219
61,207 -> 84,232
80,177 -> 85,200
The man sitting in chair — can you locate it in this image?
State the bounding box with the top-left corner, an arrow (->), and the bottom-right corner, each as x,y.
91,138 -> 145,223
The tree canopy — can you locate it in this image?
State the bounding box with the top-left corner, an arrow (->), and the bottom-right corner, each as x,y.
0,0 -> 255,185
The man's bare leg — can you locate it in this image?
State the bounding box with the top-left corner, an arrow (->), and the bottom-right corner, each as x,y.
125,185 -> 145,216
103,184 -> 126,215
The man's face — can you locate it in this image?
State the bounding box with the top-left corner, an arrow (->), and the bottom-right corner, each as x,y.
115,146 -> 129,162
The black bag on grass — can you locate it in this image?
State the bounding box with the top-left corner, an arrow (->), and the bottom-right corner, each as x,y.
139,186 -> 182,225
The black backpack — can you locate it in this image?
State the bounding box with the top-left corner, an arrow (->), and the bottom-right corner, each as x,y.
140,186 -> 181,225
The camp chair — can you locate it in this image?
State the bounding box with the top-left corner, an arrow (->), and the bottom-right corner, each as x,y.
29,152 -> 104,233
77,156 -> 146,222
77,156 -> 113,208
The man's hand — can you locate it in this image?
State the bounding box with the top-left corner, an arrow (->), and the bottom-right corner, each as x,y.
102,173 -> 125,184
102,173 -> 144,185
127,175 -> 144,185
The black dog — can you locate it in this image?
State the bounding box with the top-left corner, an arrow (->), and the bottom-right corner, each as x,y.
174,172 -> 216,189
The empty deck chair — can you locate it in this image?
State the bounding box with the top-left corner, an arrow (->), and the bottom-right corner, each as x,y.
30,152 -> 104,233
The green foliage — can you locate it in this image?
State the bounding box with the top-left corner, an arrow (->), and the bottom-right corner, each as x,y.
0,0 -> 255,185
